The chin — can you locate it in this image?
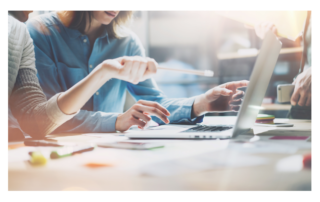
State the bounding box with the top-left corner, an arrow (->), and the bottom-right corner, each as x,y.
20,16 -> 29,22
102,19 -> 113,25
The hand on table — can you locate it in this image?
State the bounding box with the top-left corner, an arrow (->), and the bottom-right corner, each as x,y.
115,100 -> 170,132
254,22 -> 278,39
192,80 -> 249,117
99,56 -> 158,84
291,68 -> 312,107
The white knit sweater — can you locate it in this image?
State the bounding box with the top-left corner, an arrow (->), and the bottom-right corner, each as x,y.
8,15 -> 77,138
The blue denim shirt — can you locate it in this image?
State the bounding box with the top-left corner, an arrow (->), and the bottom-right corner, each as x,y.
27,12 -> 203,133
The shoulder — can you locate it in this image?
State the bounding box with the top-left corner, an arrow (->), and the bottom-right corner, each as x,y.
26,12 -> 61,35
113,29 -> 145,56
8,15 -> 28,37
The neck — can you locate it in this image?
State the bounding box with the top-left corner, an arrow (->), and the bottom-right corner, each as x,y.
57,11 -> 74,27
84,17 -> 103,40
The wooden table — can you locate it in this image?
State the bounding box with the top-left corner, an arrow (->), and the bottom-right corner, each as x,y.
8,117 -> 311,191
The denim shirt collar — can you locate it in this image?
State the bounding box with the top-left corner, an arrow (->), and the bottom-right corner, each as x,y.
54,12 -> 110,44
64,27 -> 110,44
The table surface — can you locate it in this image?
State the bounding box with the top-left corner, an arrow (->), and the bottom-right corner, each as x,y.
8,116 -> 311,191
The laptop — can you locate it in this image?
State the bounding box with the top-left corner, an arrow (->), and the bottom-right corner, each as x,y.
126,31 -> 282,139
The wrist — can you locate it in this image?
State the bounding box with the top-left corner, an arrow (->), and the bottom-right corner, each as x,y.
93,63 -> 113,82
115,113 -> 124,131
192,94 -> 207,117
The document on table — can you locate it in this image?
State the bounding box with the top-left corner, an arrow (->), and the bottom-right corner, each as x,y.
228,140 -> 298,154
8,147 -> 34,163
139,150 -> 267,177
230,134 -> 310,152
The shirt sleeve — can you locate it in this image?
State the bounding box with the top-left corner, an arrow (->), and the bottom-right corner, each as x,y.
27,19 -> 121,133
127,35 -> 204,125
9,68 -> 78,139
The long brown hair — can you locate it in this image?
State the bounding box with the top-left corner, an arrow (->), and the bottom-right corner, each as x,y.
67,11 -> 133,39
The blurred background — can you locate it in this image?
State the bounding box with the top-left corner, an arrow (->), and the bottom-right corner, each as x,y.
29,11 -> 304,118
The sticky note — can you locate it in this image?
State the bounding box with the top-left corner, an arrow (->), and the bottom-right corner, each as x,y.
8,143 -> 25,150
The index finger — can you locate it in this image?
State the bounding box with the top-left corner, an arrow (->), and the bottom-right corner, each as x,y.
137,100 -> 170,116
233,80 -> 249,89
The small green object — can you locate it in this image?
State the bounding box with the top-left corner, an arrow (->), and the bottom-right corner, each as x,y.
256,114 -> 275,120
30,151 -> 47,165
50,151 -> 71,159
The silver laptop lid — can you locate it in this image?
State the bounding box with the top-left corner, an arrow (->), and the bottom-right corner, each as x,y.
232,31 -> 282,137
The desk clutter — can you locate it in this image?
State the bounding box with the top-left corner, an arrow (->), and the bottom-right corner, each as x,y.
8,118 -> 311,191
255,114 -> 275,124
9,124 -> 311,177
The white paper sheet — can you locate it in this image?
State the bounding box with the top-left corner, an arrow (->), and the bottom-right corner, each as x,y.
139,150 -> 267,176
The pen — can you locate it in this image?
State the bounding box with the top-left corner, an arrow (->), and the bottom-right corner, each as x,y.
158,66 -> 214,77
50,146 -> 95,159
24,140 -> 63,147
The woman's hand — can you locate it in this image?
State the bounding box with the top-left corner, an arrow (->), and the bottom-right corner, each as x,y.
99,56 -> 158,84
115,100 -> 170,132
254,22 -> 277,39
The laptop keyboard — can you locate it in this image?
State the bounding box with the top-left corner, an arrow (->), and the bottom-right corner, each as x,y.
181,125 -> 233,133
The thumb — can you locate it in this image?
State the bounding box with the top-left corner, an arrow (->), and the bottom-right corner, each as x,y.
115,57 -> 126,65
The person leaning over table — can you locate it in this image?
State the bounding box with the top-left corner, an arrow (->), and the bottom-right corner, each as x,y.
254,11 -> 311,119
8,11 -> 166,140
27,11 -> 249,134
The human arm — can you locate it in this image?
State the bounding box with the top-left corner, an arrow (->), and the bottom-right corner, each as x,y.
291,67 -> 311,107
126,34 -> 247,124
27,18 -> 170,133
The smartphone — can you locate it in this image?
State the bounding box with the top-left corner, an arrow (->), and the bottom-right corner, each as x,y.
277,84 -> 294,103
97,141 -> 164,150
255,123 -> 294,127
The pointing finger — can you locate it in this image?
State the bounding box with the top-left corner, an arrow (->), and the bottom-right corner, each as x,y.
219,88 -> 233,96
233,80 -> 249,89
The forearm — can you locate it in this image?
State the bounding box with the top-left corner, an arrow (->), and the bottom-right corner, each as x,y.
53,110 -> 120,133
57,65 -> 112,115
9,69 -> 76,138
